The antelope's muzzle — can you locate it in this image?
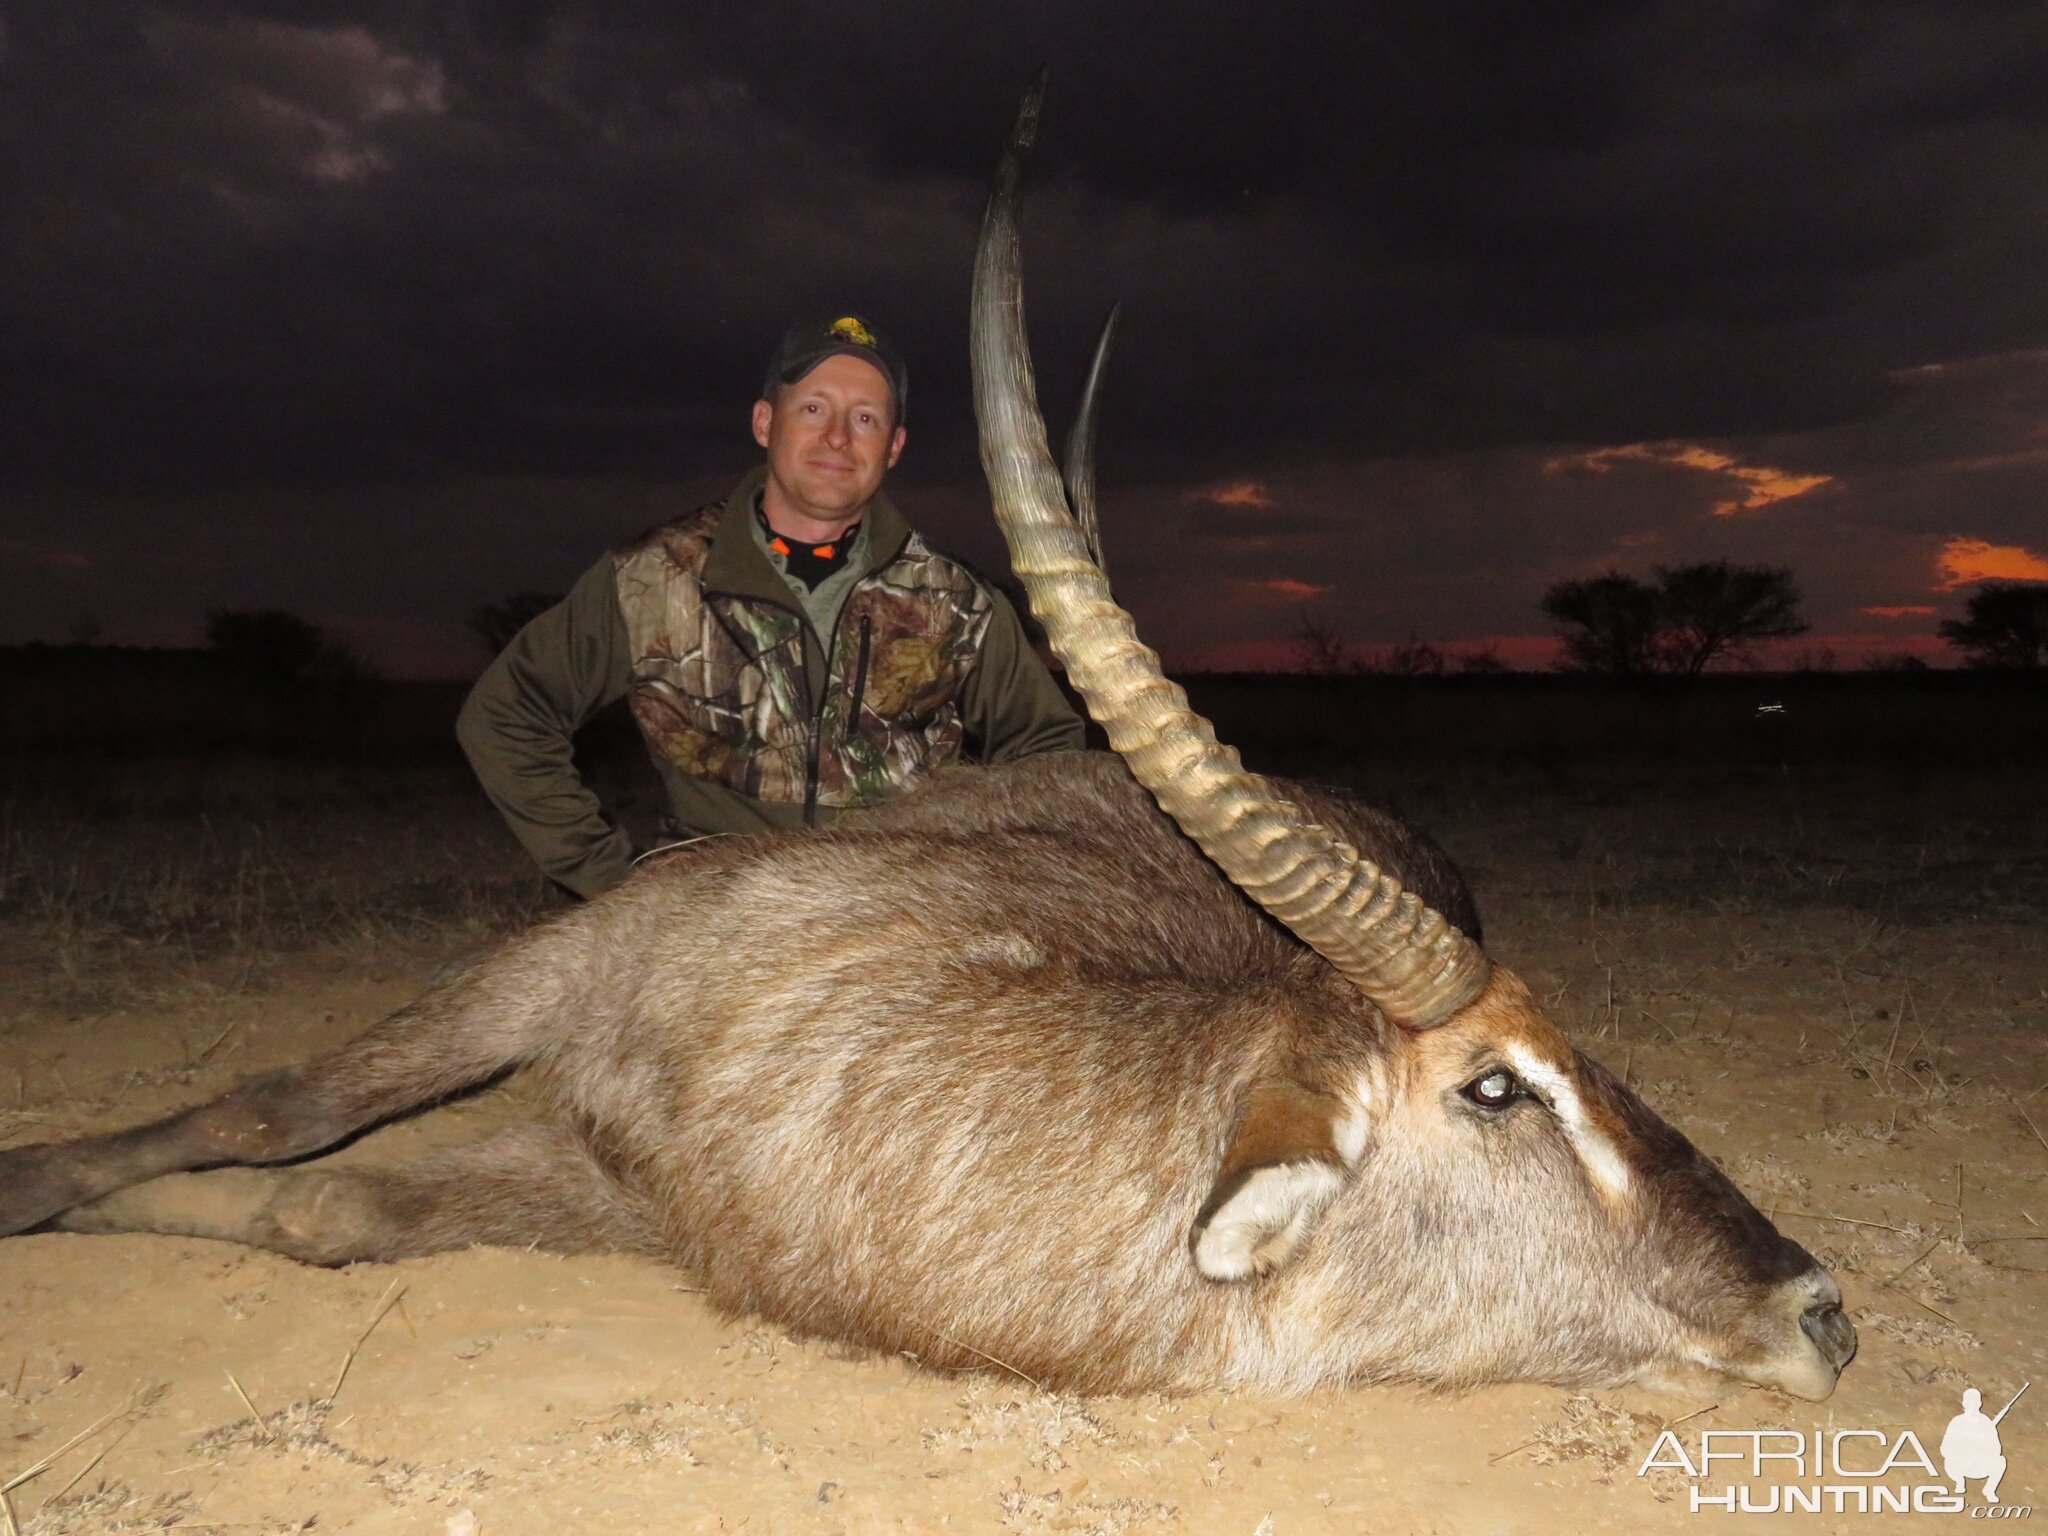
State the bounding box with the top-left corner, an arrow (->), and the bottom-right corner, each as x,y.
1800,1300 -> 1858,1375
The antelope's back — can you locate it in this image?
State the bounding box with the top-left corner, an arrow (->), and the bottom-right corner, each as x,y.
855,749 -> 1482,951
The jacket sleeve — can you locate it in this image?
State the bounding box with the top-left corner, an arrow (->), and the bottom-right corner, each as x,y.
958,584 -> 1088,762
456,556 -> 638,897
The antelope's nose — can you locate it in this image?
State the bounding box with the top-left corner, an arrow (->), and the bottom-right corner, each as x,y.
1799,1302 -> 1857,1373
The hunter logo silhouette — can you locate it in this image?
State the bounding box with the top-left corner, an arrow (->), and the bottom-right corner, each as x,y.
1942,1383 -> 2026,1504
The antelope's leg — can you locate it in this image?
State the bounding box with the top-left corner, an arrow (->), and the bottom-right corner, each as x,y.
0,919 -> 599,1237
52,1123 -> 666,1265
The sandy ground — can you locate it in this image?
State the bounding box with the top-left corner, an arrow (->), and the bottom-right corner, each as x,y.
3,780 -> 2045,1534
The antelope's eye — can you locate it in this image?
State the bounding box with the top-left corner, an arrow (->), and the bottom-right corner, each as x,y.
1463,1068 -> 1522,1109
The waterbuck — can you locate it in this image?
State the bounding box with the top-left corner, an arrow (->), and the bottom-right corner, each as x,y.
0,86 -> 1854,1402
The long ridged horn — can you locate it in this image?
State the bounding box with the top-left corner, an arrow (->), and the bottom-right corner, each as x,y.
970,77 -> 1490,1029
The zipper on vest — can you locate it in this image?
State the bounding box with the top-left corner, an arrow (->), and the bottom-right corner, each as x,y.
802,609 -> 840,827
842,615 -> 873,745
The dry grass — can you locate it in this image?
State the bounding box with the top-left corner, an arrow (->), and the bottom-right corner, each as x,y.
922,1382 -> 1118,1474
0,754 -> 573,1009
4,679 -> 2041,999
190,1396 -> 488,1503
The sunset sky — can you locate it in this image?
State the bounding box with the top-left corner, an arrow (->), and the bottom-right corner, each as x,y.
3,4 -> 2045,676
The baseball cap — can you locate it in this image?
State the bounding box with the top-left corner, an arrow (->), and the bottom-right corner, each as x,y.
763,313 -> 908,420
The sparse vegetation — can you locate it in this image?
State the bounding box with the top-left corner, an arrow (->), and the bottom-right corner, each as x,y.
0,755 -> 571,1009
1289,621 -> 1511,678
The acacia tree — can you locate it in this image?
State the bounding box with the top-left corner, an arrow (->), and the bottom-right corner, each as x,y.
1654,561 -> 1809,678
1540,572 -> 1666,676
1939,582 -> 2048,669
1540,562 -> 1807,677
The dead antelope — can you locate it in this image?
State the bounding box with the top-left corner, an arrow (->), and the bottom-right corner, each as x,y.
0,85 -> 1853,1401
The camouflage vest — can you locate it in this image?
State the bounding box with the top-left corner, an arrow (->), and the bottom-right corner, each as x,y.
613,492 -> 997,815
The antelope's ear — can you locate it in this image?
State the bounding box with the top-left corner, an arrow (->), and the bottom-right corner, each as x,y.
1191,1075 -> 1365,1282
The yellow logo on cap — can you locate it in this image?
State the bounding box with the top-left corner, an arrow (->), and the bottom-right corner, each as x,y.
830,316 -> 877,348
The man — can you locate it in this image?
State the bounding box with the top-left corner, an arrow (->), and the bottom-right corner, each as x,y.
458,313 -> 1085,897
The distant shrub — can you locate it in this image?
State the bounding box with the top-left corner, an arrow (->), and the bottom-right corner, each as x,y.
204,608 -> 380,687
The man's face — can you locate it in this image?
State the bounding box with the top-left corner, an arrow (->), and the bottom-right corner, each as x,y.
751,353 -> 906,527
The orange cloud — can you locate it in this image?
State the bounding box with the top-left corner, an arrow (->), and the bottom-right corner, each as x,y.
1543,441 -> 1831,516
1936,537 -> 2048,590
1545,442 -> 1656,474
1668,445 -> 1737,472
1207,480 -> 1275,508
1247,578 -> 1328,600
1710,468 -> 1832,516
1862,605 -> 1936,619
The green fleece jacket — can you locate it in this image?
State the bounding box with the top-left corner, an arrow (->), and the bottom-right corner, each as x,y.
457,469 -> 1085,895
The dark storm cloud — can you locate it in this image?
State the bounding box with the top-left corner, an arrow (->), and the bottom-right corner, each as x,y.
2,2 -> 2045,669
